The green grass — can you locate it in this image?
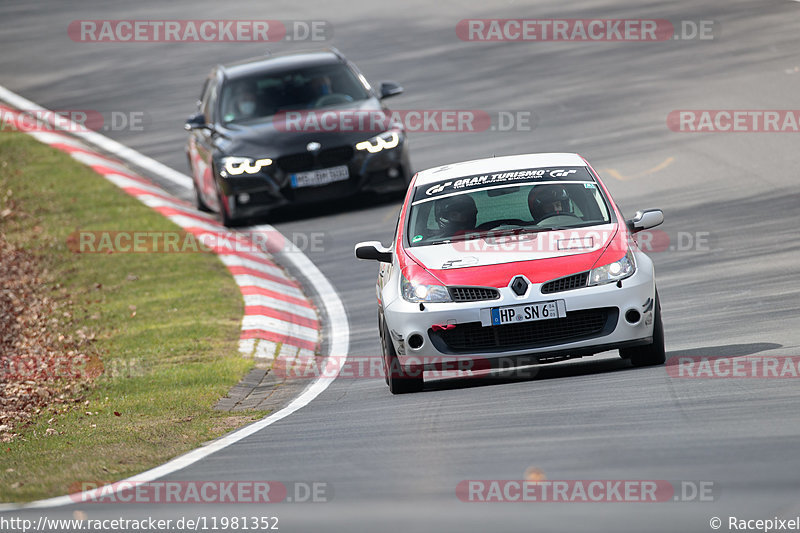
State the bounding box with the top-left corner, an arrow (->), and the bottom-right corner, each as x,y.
0,131 -> 267,502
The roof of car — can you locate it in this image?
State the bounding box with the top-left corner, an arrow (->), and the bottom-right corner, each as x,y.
413,153 -> 588,187
220,49 -> 344,79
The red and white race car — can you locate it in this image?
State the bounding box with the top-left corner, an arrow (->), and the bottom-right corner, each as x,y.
355,153 -> 665,394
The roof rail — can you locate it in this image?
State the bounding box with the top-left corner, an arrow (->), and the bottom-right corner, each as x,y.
328,47 -> 346,60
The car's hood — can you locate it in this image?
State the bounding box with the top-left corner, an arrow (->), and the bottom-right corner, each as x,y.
404,224 -> 625,286
218,99 -> 389,156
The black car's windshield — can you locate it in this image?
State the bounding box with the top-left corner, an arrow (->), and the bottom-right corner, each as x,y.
407,174 -> 612,247
220,63 -> 370,124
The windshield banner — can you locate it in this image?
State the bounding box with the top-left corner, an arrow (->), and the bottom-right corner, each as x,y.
413,166 -> 594,203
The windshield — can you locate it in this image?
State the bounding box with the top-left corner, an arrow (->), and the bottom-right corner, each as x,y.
220,63 -> 370,124
407,172 -> 612,246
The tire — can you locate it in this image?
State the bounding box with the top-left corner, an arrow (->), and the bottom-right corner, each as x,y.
216,186 -> 238,227
620,290 -> 666,367
194,180 -> 213,213
187,156 -> 212,212
381,322 -> 423,394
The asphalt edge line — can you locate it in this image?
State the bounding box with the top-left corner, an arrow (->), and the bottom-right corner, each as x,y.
0,85 -> 351,511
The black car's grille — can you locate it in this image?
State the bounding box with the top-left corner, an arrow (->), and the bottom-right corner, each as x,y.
541,272 -> 589,294
277,146 -> 354,173
429,308 -> 617,353
449,286 -> 500,302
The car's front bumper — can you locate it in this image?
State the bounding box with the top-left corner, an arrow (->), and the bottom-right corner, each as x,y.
383,264 -> 656,371
216,140 -> 411,219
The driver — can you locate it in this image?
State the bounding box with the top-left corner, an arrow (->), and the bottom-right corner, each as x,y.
310,75 -> 333,97
528,184 -> 574,222
434,194 -> 478,237
233,82 -> 259,119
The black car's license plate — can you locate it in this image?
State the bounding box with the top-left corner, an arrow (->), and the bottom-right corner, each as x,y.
290,165 -> 350,188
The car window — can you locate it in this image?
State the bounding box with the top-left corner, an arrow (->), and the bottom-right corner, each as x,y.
220,63 -> 371,124
407,181 -> 611,246
201,79 -> 218,124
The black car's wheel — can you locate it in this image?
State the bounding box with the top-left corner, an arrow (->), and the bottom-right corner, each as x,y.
194,180 -> 213,213
187,157 -> 212,212
217,193 -> 234,227
620,290 -> 666,367
215,180 -> 240,227
381,322 -> 423,394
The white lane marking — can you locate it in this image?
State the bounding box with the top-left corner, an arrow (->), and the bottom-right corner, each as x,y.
0,85 -> 193,189
243,295 -> 318,320
0,86 -> 350,511
238,338 -> 257,356
233,274 -> 304,298
163,214 -> 222,233
27,130 -> 86,149
136,195 -> 205,215
218,254 -> 286,279
104,173 -> 171,196
254,339 -> 280,359
241,315 -> 319,343
68,151 -> 132,173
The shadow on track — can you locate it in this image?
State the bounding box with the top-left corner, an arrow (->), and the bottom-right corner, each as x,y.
422,342 -> 784,393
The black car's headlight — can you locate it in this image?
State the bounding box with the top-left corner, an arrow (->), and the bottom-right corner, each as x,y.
355,130 -> 401,154
588,248 -> 636,286
220,156 -> 273,176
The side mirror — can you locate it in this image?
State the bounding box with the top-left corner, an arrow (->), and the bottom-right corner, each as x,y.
184,112 -> 208,131
379,81 -> 404,100
354,241 -> 393,263
626,209 -> 664,233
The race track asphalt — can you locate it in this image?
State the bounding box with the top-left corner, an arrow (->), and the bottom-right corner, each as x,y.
2,0 -> 800,531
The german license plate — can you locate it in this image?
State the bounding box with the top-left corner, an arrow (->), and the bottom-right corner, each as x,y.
490,301 -> 560,326
291,165 -> 350,188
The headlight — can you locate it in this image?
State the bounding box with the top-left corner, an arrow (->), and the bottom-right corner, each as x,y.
401,273 -> 451,303
589,248 -> 636,286
355,130 -> 400,153
221,156 -> 273,176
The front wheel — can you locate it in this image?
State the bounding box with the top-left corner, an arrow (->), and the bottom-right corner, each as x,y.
188,156 -> 212,212
620,291 -> 666,367
381,322 -> 423,394
216,187 -> 241,227
194,180 -> 213,213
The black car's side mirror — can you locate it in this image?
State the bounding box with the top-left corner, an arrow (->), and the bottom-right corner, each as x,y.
184,112 -> 208,131
379,81 -> 404,100
354,241 -> 393,263
626,209 -> 665,233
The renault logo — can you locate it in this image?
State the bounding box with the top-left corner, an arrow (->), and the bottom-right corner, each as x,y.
306,141 -> 321,152
511,276 -> 529,296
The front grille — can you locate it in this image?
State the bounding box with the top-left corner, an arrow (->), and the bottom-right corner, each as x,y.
541,272 -> 589,294
449,286 -> 500,302
429,308 -> 617,353
277,146 -> 354,173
